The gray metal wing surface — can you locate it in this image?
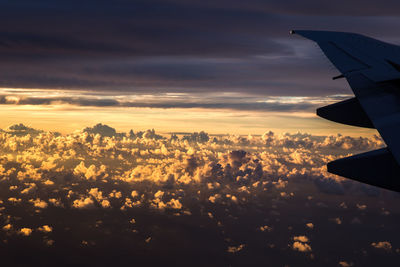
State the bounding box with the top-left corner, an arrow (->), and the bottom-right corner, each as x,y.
292,30 -> 400,192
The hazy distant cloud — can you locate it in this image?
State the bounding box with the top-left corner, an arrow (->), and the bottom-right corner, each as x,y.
0,95 -> 318,112
0,90 -> 352,113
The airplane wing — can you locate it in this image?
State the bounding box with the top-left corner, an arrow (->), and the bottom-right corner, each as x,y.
291,30 -> 400,192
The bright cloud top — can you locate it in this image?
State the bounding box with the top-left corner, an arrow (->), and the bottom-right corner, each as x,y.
0,123 -> 398,267
0,123 -> 385,214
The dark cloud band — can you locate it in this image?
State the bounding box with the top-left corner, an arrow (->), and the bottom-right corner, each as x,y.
1,1 -> 400,94
0,95 -> 320,112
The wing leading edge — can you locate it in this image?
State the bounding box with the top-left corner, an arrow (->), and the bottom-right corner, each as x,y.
292,30 -> 400,192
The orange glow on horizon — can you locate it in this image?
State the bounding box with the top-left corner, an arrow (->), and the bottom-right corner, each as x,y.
0,104 -> 378,137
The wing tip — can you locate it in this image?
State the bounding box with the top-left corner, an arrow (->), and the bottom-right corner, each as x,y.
290,30 -> 364,43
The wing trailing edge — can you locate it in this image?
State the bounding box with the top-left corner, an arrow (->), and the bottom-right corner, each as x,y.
316,97 -> 374,128
328,148 -> 400,192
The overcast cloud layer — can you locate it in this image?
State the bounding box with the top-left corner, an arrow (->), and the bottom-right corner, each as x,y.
1,1 -> 400,95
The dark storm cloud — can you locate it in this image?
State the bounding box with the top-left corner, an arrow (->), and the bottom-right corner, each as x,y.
1,0 -> 400,94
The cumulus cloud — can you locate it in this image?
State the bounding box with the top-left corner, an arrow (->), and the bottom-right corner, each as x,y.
356,204 -> 367,210
292,241 -> 312,253
19,228 -> 33,236
330,218 -> 342,225
292,235 -> 312,253
21,183 -> 37,194
83,123 -> 117,137
371,241 -> 392,251
259,225 -> 273,232
293,236 -> 309,243
339,261 -> 354,267
0,123 -> 395,266
38,225 -> 53,233
73,162 -> 108,181
7,123 -> 43,136
3,224 -> 12,231
8,197 -> 21,204
227,244 -> 245,253
0,124 -> 386,220
306,223 -> 314,229
29,198 -> 48,209
72,197 -> 95,209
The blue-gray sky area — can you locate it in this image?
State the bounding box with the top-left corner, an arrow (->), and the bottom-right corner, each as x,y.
1,0 -> 400,97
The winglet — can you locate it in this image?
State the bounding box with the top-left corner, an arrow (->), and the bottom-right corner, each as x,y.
290,30 -> 400,81
290,30 -> 360,42
290,30 -> 371,74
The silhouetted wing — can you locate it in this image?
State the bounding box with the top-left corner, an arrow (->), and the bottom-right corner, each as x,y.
292,30 -> 400,192
328,148 -> 400,192
291,30 -> 400,82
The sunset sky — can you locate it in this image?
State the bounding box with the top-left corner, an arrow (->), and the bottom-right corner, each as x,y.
2,0 -> 400,135
1,1 -> 400,267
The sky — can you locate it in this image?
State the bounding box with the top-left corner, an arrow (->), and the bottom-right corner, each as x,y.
1,0 -> 400,134
1,1 -> 400,267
